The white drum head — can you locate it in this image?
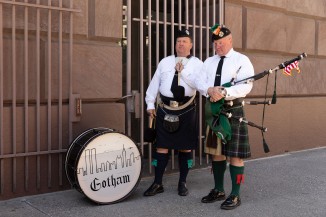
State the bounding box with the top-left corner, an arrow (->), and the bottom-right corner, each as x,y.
76,132 -> 141,204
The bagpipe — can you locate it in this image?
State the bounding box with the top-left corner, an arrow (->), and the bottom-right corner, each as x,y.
206,53 -> 307,153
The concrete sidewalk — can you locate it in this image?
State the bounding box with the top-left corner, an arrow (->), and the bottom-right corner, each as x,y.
1,147 -> 326,217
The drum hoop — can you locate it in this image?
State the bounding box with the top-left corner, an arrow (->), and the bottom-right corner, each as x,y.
65,127 -> 114,187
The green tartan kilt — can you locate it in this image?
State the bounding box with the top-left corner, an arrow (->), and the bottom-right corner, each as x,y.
222,106 -> 251,159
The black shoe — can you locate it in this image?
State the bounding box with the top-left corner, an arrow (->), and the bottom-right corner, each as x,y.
220,195 -> 241,210
201,189 -> 226,203
178,182 -> 188,196
143,183 -> 164,196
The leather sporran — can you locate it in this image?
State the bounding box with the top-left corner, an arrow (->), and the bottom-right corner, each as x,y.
163,114 -> 179,133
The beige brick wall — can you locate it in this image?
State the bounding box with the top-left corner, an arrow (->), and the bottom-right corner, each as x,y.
89,0 -> 122,38
225,0 -> 326,157
247,97 -> 326,158
72,42 -> 122,99
318,21 -> 326,56
72,0 -> 124,132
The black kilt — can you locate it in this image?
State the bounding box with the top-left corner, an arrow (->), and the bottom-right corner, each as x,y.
155,104 -> 198,150
222,106 -> 251,158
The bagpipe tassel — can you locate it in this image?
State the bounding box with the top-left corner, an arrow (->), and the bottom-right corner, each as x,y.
271,69 -> 277,104
262,133 -> 270,153
271,89 -> 277,104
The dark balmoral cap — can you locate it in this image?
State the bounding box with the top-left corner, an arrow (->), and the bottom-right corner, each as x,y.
210,24 -> 231,42
176,28 -> 192,39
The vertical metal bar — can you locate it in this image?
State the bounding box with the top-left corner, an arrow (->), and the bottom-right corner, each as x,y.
67,0 -> 74,186
192,0 -> 195,57
147,0 -> 152,83
47,0 -> 52,188
24,0 -> 29,191
155,0 -> 159,65
12,0 -> 17,193
58,0 -> 63,186
163,0 -> 166,57
199,0 -> 203,61
147,0 -> 153,174
36,0 -> 41,189
185,0 -> 188,28
219,0 -> 224,24
0,2 -> 4,195
69,0 -> 74,145
170,0 -> 174,55
140,0 -> 144,157
212,0 -> 216,56
213,0 -> 216,24
126,0 -> 131,136
206,0 -> 209,59
178,0 -> 181,28
68,0 -> 74,167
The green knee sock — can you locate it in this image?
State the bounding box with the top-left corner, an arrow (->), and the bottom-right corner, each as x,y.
212,160 -> 227,192
229,164 -> 244,196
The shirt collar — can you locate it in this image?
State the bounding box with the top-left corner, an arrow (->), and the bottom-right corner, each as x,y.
217,48 -> 234,59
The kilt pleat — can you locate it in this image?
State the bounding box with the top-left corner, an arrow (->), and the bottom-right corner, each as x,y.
155,104 -> 198,150
222,107 -> 251,158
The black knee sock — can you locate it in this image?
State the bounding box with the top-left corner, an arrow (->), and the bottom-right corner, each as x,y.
152,152 -> 169,185
178,151 -> 193,183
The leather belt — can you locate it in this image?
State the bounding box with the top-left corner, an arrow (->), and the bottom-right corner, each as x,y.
159,94 -> 196,111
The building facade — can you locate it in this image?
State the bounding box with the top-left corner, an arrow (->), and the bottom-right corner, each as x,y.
0,0 -> 325,200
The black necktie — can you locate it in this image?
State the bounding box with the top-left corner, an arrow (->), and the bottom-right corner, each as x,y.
214,56 -> 225,86
171,55 -> 192,101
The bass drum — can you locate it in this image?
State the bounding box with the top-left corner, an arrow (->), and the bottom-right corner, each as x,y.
65,127 -> 142,204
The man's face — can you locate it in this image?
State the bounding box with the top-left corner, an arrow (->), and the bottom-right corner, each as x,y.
213,35 -> 232,56
175,37 -> 193,57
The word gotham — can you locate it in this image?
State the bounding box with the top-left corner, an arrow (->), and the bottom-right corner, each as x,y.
90,174 -> 130,191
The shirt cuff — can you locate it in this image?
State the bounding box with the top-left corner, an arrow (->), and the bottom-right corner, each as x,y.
147,103 -> 155,110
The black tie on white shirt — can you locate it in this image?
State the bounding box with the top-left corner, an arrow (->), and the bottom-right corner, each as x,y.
214,56 -> 225,86
171,55 -> 192,101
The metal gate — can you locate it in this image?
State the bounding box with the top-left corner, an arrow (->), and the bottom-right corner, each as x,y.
125,0 -> 224,174
0,0 -> 79,199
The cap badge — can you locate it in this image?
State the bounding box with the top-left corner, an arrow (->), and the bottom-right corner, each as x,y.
213,26 -> 221,36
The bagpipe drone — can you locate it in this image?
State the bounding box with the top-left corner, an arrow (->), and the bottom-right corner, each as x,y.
206,53 -> 307,153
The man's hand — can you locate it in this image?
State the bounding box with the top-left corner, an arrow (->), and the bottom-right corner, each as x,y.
147,109 -> 156,119
208,86 -> 226,102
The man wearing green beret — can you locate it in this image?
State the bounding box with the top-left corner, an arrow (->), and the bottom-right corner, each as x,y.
200,24 -> 254,210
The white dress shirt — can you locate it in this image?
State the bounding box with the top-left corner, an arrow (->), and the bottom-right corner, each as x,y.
145,55 -> 207,110
199,48 -> 254,100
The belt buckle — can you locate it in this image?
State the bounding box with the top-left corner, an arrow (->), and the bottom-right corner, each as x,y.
170,100 -> 179,108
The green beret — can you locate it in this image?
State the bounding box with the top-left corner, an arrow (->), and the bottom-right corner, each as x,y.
210,24 -> 231,42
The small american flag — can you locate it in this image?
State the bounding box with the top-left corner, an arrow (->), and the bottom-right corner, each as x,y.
283,61 -> 300,76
